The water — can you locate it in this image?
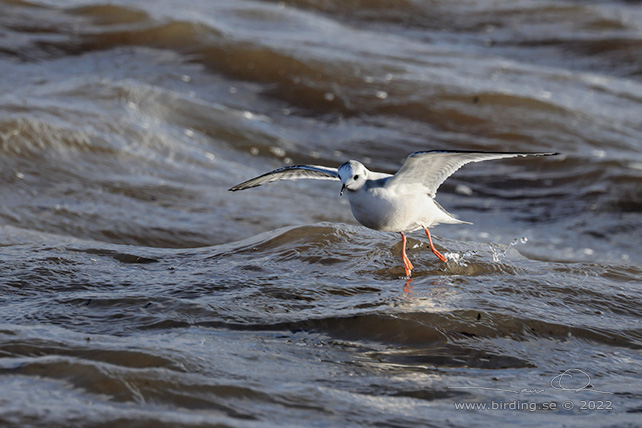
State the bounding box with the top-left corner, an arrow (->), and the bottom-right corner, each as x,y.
1,0 -> 641,426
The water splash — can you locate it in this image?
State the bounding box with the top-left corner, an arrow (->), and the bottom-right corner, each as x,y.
445,250 -> 477,267
490,237 -> 528,263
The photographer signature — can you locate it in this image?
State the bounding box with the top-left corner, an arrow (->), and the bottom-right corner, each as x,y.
449,368 -> 613,395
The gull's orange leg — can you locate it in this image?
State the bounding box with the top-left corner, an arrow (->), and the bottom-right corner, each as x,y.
423,226 -> 447,262
400,232 -> 414,277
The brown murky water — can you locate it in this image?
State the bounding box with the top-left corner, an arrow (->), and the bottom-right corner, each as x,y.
1,0 -> 641,426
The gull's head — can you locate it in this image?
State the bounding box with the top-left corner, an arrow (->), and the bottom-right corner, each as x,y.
338,160 -> 368,196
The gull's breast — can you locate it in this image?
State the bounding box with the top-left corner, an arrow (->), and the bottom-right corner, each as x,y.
346,187 -> 431,232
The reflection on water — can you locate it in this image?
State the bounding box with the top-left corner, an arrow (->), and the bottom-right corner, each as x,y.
1,0 -> 641,426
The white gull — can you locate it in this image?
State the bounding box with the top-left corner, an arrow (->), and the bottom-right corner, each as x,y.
230,150 -> 557,277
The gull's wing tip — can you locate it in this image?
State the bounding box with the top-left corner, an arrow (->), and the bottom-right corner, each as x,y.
516,151 -> 560,156
228,179 -> 261,192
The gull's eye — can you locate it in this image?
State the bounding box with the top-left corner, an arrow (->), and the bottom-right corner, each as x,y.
353,175 -> 359,181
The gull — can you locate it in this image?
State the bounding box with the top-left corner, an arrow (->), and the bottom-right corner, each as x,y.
229,150 -> 557,277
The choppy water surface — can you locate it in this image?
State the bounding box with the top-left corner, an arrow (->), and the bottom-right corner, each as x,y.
1,0 -> 642,426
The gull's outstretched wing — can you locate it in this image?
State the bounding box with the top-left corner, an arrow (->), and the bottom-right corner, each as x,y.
386,150 -> 558,197
229,165 -> 339,191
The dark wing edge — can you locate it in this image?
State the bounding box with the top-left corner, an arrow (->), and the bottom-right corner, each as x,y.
228,165 -> 339,191
408,150 -> 560,157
